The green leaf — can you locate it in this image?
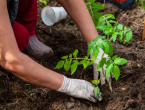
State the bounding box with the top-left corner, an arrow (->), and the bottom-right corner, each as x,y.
106,60 -> 111,68
95,35 -> 106,40
107,22 -> 113,29
72,59 -> 76,63
89,60 -> 96,66
79,57 -> 90,69
92,80 -> 97,84
106,63 -> 113,77
103,26 -> 113,35
117,24 -> 123,30
73,49 -> 79,57
55,60 -> 64,69
91,3 -> 104,12
92,80 -> 100,85
71,60 -> 79,75
94,87 -> 101,97
106,40 -> 113,56
69,54 -> 72,58
92,45 -> 99,59
61,55 -> 68,59
98,42 -> 104,49
97,58 -> 106,70
104,14 -> 115,19
43,1 -> 47,6
96,25 -> 106,30
142,1 -> 145,9
85,56 -> 88,59
80,60 -> 88,69
81,60 -> 90,69
102,41 -> 110,54
94,12 -> 102,20
64,61 -> 71,71
88,45 -> 94,56
92,18 -> 98,27
80,59 -> 89,69
97,80 -> 100,84
109,20 -> 118,24
98,19 -> 106,26
86,4 -> 90,10
39,0 -> 47,6
112,65 -> 120,81
99,17 -> 106,24
89,0 -> 96,4
114,57 -> 128,65
112,55 -> 118,60
124,30 -> 132,43
87,60 -> 91,66
135,0 -> 140,6
124,27 -> 128,34
74,24 -> 77,27
112,32 -> 119,42
113,26 -> 117,32
70,59 -> 72,64
26,84 -> 30,86
79,59 -> 86,65
89,39 -> 96,46
119,31 -> 123,42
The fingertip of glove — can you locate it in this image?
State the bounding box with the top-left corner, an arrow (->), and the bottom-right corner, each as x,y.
97,97 -> 102,101
89,97 -> 97,103
92,99 -> 97,103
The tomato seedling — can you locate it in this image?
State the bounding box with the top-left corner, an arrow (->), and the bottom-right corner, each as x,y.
74,0 -> 104,27
55,13 -> 132,97
30,93 -> 35,98
136,0 -> 145,9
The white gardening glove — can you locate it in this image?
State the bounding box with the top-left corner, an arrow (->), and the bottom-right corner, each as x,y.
90,47 -> 113,85
57,75 -> 102,103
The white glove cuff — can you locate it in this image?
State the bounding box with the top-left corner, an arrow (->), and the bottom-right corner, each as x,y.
57,75 -> 71,93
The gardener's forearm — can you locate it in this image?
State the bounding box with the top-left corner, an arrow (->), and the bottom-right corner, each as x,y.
1,52 -> 63,90
57,0 -> 99,43
0,0 -> 63,91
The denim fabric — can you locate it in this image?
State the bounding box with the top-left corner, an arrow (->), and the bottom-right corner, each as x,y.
7,0 -> 19,25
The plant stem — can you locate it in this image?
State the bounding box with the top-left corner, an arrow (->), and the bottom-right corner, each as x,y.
101,52 -> 112,92
88,3 -> 94,18
66,58 -> 100,62
102,67 -> 112,92
107,35 -> 109,40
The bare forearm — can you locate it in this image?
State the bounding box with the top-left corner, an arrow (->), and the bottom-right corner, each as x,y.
0,0 -> 63,91
3,53 -> 63,90
57,0 -> 99,43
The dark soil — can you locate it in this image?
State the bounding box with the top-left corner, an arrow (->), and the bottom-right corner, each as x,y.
0,0 -> 145,110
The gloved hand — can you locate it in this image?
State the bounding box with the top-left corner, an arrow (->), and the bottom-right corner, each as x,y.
90,47 -> 113,85
57,75 -> 102,102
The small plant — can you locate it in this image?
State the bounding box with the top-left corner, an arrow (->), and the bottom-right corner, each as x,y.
26,84 -> 30,86
136,0 -> 145,9
30,93 -> 35,98
55,14 -> 132,97
74,0 -> 104,27
85,0 -> 104,27
39,0 -> 47,6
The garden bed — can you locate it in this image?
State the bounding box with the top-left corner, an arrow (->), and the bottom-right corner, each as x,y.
0,0 -> 145,109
